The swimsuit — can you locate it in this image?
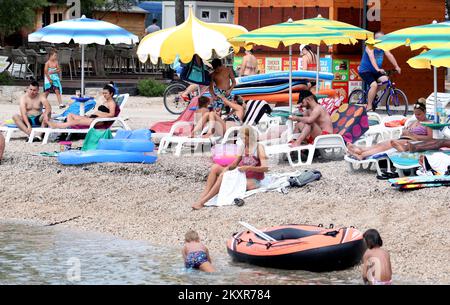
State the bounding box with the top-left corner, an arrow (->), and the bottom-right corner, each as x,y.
239,145 -> 264,181
89,105 -> 110,118
27,114 -> 42,126
212,87 -> 233,110
306,130 -> 330,145
185,251 -> 208,269
224,113 -> 242,125
44,67 -> 63,94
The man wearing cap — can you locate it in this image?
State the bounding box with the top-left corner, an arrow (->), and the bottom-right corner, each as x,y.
359,31 -> 401,111
288,90 -> 333,147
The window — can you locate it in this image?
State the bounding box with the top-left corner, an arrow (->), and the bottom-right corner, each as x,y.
59,13 -> 63,21
219,11 -> 228,22
201,10 -> 210,21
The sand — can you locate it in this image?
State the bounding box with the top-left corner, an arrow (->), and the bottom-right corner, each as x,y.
0,94 -> 449,284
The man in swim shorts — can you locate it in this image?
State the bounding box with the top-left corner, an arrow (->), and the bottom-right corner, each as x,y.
288,90 -> 333,147
209,58 -> 236,110
12,81 -> 52,142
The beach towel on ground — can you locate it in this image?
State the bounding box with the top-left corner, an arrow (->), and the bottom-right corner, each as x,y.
422,152 -> 450,175
81,129 -> 113,151
205,170 -> 321,207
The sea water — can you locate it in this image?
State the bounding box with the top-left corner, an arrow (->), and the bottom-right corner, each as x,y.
0,221 -> 412,285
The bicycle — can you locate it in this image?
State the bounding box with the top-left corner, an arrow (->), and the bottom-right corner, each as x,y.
348,70 -> 409,116
162,79 -> 192,115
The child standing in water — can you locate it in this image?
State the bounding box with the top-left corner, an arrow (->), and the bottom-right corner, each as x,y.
182,230 -> 215,272
362,229 -> 393,285
44,49 -> 65,108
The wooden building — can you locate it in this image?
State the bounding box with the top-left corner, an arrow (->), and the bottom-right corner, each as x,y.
93,6 -> 148,39
234,0 -> 446,103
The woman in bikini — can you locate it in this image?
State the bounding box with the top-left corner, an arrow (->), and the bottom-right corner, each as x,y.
239,50 -> 258,77
192,125 -> 268,210
299,44 -> 318,90
347,98 -> 432,160
48,84 -> 118,129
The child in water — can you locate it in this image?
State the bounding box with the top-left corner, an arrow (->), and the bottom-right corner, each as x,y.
44,49 -> 65,108
362,229 -> 393,285
182,230 -> 215,272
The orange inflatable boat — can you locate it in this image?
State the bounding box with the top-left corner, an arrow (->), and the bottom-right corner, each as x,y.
227,224 -> 365,271
243,89 -> 338,104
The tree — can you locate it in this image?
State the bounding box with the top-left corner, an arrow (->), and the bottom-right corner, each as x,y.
0,0 -> 49,44
175,0 -> 185,26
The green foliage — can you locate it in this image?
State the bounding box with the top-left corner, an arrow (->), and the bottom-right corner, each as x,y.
0,0 -> 49,41
0,72 -> 12,85
137,79 -> 167,97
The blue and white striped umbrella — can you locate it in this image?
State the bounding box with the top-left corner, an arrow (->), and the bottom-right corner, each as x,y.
28,15 -> 139,45
28,16 -> 139,101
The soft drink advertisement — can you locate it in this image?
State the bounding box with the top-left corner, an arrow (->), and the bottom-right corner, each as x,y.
332,59 -> 349,82
282,57 -> 298,71
265,57 -> 282,73
349,61 -> 361,81
332,81 -> 349,103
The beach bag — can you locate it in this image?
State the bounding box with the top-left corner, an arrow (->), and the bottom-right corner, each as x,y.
81,128 -> 113,151
180,60 -> 211,85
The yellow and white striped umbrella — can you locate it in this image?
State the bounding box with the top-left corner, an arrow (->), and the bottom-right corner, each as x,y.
137,7 -> 247,64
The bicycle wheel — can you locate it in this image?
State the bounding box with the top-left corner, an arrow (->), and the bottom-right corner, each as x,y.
348,89 -> 367,105
386,88 -> 408,116
163,83 -> 189,115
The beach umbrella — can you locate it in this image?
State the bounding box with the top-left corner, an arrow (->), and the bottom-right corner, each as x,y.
136,7 -> 248,65
28,15 -> 139,104
294,15 -> 373,93
229,19 -> 356,120
407,48 -> 450,122
375,20 -> 450,123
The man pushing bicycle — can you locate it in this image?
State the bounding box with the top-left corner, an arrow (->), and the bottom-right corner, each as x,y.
359,32 -> 402,111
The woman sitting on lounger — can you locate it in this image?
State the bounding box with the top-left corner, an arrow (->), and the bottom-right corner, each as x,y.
48,84 -> 118,129
190,95 -> 245,138
347,98 -> 433,160
192,125 -> 268,210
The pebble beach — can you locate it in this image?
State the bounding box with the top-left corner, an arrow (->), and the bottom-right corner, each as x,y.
1,94 -> 449,284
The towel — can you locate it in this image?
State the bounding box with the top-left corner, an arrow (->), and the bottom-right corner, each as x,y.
205,169 -> 247,207
423,152 -> 450,175
205,170 -> 311,207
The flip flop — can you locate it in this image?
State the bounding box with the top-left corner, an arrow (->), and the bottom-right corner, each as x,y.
234,198 -> 245,207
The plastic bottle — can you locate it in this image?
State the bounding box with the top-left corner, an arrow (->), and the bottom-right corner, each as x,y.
436,101 -> 443,123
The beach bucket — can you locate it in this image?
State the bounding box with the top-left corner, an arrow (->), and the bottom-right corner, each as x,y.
211,143 -> 239,166
59,141 -> 72,152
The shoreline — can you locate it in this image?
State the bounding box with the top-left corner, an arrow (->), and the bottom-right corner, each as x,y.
1,97 -> 449,284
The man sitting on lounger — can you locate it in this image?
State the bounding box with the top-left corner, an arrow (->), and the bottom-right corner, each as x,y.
12,81 -> 52,142
288,90 -> 333,147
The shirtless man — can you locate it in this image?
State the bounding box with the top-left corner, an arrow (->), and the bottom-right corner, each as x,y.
12,81 -> 52,141
209,58 -> 236,110
239,50 -> 258,77
288,90 -> 333,147
362,229 -> 392,285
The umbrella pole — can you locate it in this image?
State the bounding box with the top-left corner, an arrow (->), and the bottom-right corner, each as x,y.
434,66 -> 438,124
80,44 -> 85,116
316,45 -> 320,94
288,45 -> 293,135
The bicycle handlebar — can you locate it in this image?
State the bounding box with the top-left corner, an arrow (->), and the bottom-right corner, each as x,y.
381,69 -> 398,76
